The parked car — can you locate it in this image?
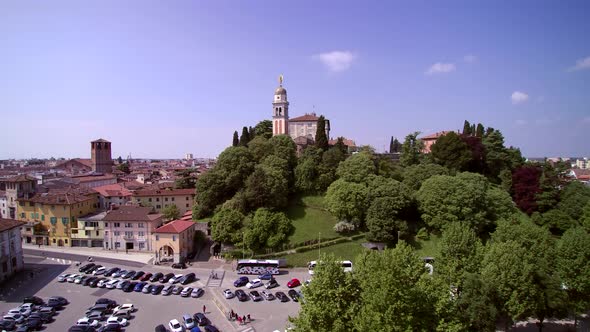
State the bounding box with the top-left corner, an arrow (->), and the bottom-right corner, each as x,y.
86,265 -> 102,274
169,274 -> 184,284
3,313 -> 25,324
154,324 -> 167,332
79,263 -> 96,273
265,278 -> 279,289
151,284 -> 164,295
85,311 -> 105,321
275,291 -> 289,302
89,277 -> 103,288
83,276 -> 98,286
134,281 -> 147,292
287,278 -> 301,288
171,262 -> 186,269
180,287 -> 193,297
95,298 -> 117,308
97,323 -> 121,332
121,270 -> 135,279
104,267 -> 120,277
246,278 -> 263,289
37,306 -> 56,316
106,316 -> 128,326
25,317 -> 43,330
74,275 -> 87,284
162,284 -> 174,295
110,310 -> 129,320
123,282 -> 136,292
191,288 -> 204,298
180,272 -> 196,285
182,314 -> 195,329
97,278 -> 110,288
77,317 -> 100,328
113,304 -> 136,314
67,274 -> 80,282
93,267 -> 107,276
0,320 -> 16,331
288,289 -> 300,302
140,273 -> 153,282
233,276 -> 249,287
261,290 -> 275,301
112,270 -> 125,278
131,271 -> 145,280
159,273 -> 174,283
116,280 -> 129,290
8,307 -> 30,318
57,273 -> 72,282
106,279 -> 119,289
234,289 -> 248,302
142,284 -> 153,294
168,319 -> 183,332
223,289 -> 235,299
150,272 -> 163,282
249,290 -> 263,302
258,272 -> 274,280
23,296 -> 44,306
172,285 -> 183,295
85,304 -> 111,315
28,311 -> 52,323
69,325 -> 98,332
193,312 -> 209,326
48,296 -> 68,307
204,325 -> 220,332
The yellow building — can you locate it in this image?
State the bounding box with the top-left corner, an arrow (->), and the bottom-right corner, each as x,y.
16,188 -> 99,246
153,219 -> 196,263
132,188 -> 195,215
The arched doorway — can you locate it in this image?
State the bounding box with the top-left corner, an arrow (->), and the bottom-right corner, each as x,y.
57,239 -> 64,247
158,245 -> 174,262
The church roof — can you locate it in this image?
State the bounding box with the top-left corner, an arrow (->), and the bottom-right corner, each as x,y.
290,113 -> 320,122
275,86 -> 287,95
91,138 -> 110,143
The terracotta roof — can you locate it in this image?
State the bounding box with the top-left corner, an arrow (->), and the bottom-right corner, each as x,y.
0,218 -> 24,232
133,188 -> 195,197
5,174 -> 36,182
420,131 -> 455,140
571,169 -> 590,179
71,174 -> 116,183
290,113 -> 320,122
91,138 -> 110,143
55,158 -> 92,169
103,206 -> 162,222
19,187 -> 97,205
154,219 -> 195,234
94,183 -> 132,197
328,138 -> 356,147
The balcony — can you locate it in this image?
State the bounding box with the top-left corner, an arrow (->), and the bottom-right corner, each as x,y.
123,235 -> 134,240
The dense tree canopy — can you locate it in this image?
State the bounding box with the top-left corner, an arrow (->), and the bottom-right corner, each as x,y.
325,179 -> 369,224
210,208 -> 245,243
335,151 -> 376,183
400,131 -> 424,167
430,131 -> 472,172
402,163 -> 450,191
243,208 -> 293,250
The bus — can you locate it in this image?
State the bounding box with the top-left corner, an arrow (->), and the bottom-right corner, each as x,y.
307,260 -> 353,275
236,259 -> 280,275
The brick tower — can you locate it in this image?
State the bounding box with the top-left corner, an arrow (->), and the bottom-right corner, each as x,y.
91,138 -> 113,173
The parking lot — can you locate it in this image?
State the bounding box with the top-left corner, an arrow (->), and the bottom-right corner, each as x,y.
1,255 -> 308,331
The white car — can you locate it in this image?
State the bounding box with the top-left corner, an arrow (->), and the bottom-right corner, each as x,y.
74,276 -> 84,284
246,278 -> 263,289
77,317 -> 100,328
57,273 -> 71,282
93,267 -> 106,275
169,319 -> 183,332
67,274 -> 80,282
223,289 -> 235,299
107,316 -> 128,327
3,313 -> 25,324
8,308 -> 30,317
106,279 -> 120,289
97,278 -> 110,288
169,274 -> 184,284
19,303 -> 36,312
113,303 -> 136,314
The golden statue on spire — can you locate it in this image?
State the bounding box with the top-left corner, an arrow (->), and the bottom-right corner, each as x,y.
279,74 -> 284,86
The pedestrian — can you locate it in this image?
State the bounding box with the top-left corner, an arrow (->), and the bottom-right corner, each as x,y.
243,315 -> 246,324
237,316 -> 242,325
203,305 -> 206,313
230,309 -> 234,319
247,314 -> 251,322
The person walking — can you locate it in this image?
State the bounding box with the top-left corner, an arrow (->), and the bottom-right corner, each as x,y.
237,316 -> 242,325
203,305 -> 206,313
247,314 -> 251,322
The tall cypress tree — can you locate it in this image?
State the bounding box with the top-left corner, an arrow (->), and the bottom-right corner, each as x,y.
475,123 -> 484,138
248,126 -> 255,140
239,126 -> 250,147
462,120 -> 471,135
315,116 -> 329,151
389,136 -> 394,153
232,131 -> 239,147
392,138 -> 401,153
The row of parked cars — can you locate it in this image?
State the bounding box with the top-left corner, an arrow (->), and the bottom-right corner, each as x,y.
159,313 -> 218,332
75,263 -> 198,285
228,275 -> 303,303
0,296 -> 67,332
68,299 -> 136,332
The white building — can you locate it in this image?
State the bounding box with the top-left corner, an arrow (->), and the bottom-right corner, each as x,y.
0,218 -> 24,283
0,192 -> 7,219
185,153 -> 193,160
576,158 -> 588,169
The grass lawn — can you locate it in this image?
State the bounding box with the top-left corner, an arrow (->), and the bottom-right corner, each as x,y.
410,234 -> 442,258
279,238 -> 367,267
286,195 -> 339,244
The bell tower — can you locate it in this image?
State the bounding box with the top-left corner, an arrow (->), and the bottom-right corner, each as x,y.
272,75 -> 289,136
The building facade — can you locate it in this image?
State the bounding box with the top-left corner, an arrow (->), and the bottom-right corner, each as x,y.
288,113 -> 330,142
2,175 -> 37,220
91,139 -> 113,174
132,188 -> 195,215
0,191 -> 7,219
153,219 -> 196,263
103,206 -> 163,252
93,183 -> 132,210
0,218 -> 24,283
71,211 -> 107,248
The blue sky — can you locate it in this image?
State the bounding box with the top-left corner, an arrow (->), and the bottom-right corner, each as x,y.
1,1 -> 589,159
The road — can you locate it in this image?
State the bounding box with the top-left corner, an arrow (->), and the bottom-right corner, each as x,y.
23,248 -> 148,268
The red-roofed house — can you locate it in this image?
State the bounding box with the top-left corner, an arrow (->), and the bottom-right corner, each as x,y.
132,188 -> 196,215
103,206 -> 163,252
420,131 -> 456,153
153,219 -> 196,263
94,183 -> 133,209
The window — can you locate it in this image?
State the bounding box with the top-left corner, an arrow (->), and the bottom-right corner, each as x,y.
138,242 -> 145,249
29,202 -> 34,207
114,223 -> 120,228
41,215 -> 45,221
156,205 -> 161,209
62,217 -> 69,224
156,198 -> 160,202
138,231 -> 145,237
173,235 -> 176,241
171,197 -> 175,201
53,238 -> 56,243
114,231 -> 120,236
165,198 -> 168,202
125,231 -> 133,237
96,231 -> 99,236
138,223 -> 144,228
115,242 -> 121,248
155,235 -> 159,241
85,230 -> 90,236
186,196 -> 189,200
125,223 -> 132,228
186,204 -> 190,207
65,239 -> 68,244
105,231 -> 109,236
105,222 -> 108,227
20,213 -> 25,218
30,213 -> 35,219
51,205 -> 55,210
26,227 -> 31,232
71,230 -> 78,234
148,198 -> 152,202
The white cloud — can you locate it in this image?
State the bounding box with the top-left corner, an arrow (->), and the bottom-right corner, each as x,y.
511,91 -> 529,104
568,56 -> 590,71
463,55 -> 477,63
425,62 -> 456,75
313,51 -> 355,72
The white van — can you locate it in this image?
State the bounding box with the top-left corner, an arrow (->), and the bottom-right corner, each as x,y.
106,279 -> 119,289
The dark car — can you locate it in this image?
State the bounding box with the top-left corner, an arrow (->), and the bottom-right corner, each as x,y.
116,280 -> 130,290
140,273 -> 153,282
121,270 -> 135,279
159,273 -> 174,283
98,323 -> 121,332
234,289 -> 248,302
79,263 -> 96,273
69,325 -> 97,332
150,272 -> 163,282
23,296 -> 44,305
233,276 -> 249,287
258,272 -> 274,280
134,281 -> 147,292
204,325 -> 220,332
275,291 -> 289,302
288,289 -> 299,302
29,312 -> 52,323
85,304 -> 111,315
25,316 -> 43,330
16,325 -> 31,332
89,278 -> 103,288
193,312 -> 209,326
83,276 -> 98,286
180,273 -> 196,285
171,262 -> 186,269
265,278 -> 279,289
85,265 -> 102,274
104,267 -> 120,277
123,282 -> 137,292
46,297 -> 66,308
131,271 -> 145,280
0,320 -> 16,331
249,290 -> 263,302
49,296 -> 68,306
151,284 -> 164,295
95,298 -> 117,308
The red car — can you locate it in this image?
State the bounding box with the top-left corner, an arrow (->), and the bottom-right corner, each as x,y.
140,273 -> 153,282
287,278 -> 300,288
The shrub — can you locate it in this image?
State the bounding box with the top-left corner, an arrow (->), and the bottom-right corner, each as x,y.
334,221 -> 356,234
416,227 -> 429,240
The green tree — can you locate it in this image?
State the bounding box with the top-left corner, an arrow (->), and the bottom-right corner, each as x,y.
247,136 -> 272,163
290,254 -> 359,332
558,181 -> 590,220
116,162 -> 130,174
389,136 -> 394,153
248,126 -> 255,140
243,208 -> 293,251
315,115 -> 329,151
462,120 -> 472,135
400,132 -> 424,167
336,152 -> 376,184
193,170 -> 225,218
475,123 -> 484,137
430,131 -> 472,172
325,179 -> 369,224
162,204 -> 180,221
268,134 -> 298,172
239,126 -> 250,147
117,156 -> 123,164
582,202 -> 590,230
402,163 -> 450,191
556,227 -> 590,327
254,120 -> 273,139
210,208 -> 244,244
216,146 -> 255,194
438,222 -> 482,285
294,159 -> 318,193
482,129 -> 511,181
232,130 -> 239,147
366,197 -> 409,242
244,155 -> 289,210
